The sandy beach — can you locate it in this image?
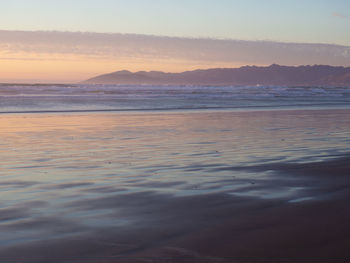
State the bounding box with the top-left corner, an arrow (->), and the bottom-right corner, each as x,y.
2,0 -> 350,262
1,109 -> 350,262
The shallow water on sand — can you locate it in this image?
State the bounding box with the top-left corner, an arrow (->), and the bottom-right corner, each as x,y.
1,109 -> 350,262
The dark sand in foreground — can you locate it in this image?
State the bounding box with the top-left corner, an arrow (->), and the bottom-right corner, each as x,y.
0,109 -> 349,262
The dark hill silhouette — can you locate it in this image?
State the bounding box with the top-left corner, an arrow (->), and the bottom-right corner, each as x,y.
84,64 -> 350,86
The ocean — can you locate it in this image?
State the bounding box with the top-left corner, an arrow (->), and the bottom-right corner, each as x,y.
1,84 -> 350,262
1,84 -> 350,113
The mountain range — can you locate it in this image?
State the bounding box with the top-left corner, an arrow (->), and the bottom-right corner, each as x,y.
84,64 -> 350,86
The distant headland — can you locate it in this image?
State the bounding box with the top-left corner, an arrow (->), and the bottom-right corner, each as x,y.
83,64 -> 350,86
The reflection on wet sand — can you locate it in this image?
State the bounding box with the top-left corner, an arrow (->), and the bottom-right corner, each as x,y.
0,109 -> 350,262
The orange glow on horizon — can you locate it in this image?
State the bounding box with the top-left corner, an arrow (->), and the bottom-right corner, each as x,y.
2,30 -> 349,84
0,51 -> 251,83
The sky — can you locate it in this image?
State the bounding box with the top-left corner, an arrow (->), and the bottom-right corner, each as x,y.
1,0 -> 350,83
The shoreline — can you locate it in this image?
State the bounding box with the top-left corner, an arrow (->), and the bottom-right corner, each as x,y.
1,107 -> 349,262
1,104 -> 350,116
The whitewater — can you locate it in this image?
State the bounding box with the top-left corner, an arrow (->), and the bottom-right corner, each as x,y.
1,84 -> 350,113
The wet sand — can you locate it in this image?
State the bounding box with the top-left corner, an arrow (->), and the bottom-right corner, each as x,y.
0,109 -> 350,262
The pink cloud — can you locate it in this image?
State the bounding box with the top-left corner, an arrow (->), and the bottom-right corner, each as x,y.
0,30 -> 349,66
332,12 -> 349,19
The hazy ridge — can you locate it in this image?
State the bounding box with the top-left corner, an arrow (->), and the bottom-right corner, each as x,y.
84,64 -> 350,86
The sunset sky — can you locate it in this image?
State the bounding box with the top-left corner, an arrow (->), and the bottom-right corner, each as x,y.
1,0 -> 350,83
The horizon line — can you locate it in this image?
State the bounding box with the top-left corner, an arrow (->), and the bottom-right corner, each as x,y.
1,63 -> 349,85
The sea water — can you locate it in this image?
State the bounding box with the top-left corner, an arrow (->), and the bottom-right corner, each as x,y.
1,84 -> 350,113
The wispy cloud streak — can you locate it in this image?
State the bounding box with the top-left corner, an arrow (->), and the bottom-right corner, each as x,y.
1,30 -> 349,66
332,12 -> 349,19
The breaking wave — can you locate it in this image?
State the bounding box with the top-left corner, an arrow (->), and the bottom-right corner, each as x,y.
1,84 -> 350,113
